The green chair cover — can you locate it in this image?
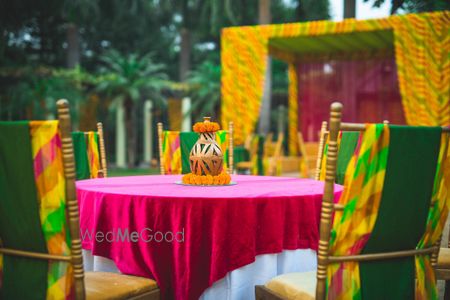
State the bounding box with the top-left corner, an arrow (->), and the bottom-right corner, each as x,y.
320,131 -> 360,184
0,121 -> 72,299
359,126 -> 442,299
0,122 -> 48,299
72,132 -> 90,180
180,132 -> 198,174
336,131 -> 360,184
327,124 -> 447,299
233,146 -> 250,166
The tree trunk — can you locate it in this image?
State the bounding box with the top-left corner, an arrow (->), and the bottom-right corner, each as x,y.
125,97 -> 136,168
344,0 -> 356,19
258,0 -> 271,24
179,28 -> 191,82
257,0 -> 272,135
116,99 -> 126,168
66,23 -> 80,68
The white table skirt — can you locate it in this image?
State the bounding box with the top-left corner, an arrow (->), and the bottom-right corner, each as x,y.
83,249 -> 317,300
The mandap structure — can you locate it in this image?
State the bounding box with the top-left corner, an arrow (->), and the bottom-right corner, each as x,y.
220,11 -> 449,155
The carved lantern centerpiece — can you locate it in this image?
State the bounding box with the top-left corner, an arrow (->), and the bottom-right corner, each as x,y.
181,117 -> 231,185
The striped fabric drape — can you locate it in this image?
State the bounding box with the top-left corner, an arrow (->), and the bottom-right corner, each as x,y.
29,121 -> 73,299
162,131 -> 182,174
87,132 -> 100,178
415,132 -> 450,299
216,130 -> 229,172
326,124 -> 389,299
319,132 -> 360,184
72,131 -> 100,179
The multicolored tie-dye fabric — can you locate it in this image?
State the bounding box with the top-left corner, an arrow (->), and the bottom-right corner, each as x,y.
163,131 -> 182,174
326,124 -> 390,300
87,131 -> 100,178
415,132 -> 450,300
216,130 -> 229,171
29,121 -> 73,299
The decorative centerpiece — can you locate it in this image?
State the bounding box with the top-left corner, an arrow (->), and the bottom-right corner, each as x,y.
181,117 -> 232,185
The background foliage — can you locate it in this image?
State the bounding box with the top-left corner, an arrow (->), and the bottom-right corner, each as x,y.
0,0 -> 446,165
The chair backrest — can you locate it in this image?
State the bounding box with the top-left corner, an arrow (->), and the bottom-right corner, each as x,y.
316,102 -> 450,299
318,130 -> 360,184
72,122 -> 107,179
157,122 -> 234,175
317,121 -> 390,184
0,99 -> 86,299
264,133 -> 284,176
298,130 -> 323,178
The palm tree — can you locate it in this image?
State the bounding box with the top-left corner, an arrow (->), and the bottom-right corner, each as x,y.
97,50 -> 167,167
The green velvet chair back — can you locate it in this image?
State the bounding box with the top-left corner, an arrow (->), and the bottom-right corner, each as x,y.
316,102 -> 450,300
72,122 -> 107,180
0,100 -> 85,299
72,131 -> 100,180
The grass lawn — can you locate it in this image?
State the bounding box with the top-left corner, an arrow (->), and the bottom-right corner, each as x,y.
108,167 -> 160,177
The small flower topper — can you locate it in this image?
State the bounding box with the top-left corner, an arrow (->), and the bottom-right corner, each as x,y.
182,172 -> 231,185
193,117 -> 220,133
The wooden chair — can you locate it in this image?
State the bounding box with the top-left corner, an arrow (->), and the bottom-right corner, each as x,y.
235,133 -> 262,174
316,120 -> 389,183
297,122 -> 328,179
236,133 -> 284,176
255,102 -> 450,299
297,132 -> 317,178
157,121 -> 234,175
0,99 -> 159,300
265,133 -> 284,176
435,222 -> 450,298
72,122 -> 108,179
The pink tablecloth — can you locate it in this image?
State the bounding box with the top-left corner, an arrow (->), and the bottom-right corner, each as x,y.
76,175 -> 343,300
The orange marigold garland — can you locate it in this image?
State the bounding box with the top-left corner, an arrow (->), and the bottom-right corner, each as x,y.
182,172 -> 231,185
193,121 -> 220,133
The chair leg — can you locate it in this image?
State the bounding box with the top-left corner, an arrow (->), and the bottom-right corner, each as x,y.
445,281 -> 450,300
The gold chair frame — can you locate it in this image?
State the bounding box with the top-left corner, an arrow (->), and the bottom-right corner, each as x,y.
0,100 -> 159,299
96,122 -> 108,177
256,102 -> 449,300
157,122 -> 234,175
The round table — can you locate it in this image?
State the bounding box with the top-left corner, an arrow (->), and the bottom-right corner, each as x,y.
76,175 -> 343,300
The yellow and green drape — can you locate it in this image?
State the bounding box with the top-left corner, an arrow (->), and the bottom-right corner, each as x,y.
0,121 -> 73,299
221,12 -> 449,150
72,131 -> 100,180
326,124 -> 449,299
319,131 -> 360,184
